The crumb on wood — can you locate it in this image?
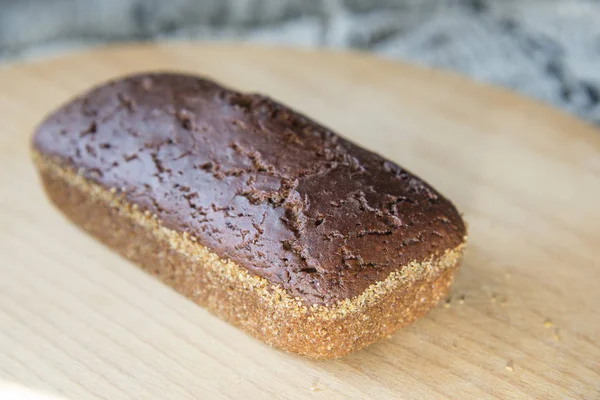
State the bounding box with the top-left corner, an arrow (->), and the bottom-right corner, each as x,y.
311,379 -> 321,392
505,360 -> 514,372
544,318 -> 553,328
458,294 -> 465,304
443,297 -> 451,308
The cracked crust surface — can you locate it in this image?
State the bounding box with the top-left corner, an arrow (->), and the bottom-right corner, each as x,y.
34,153 -> 464,359
32,73 -> 466,306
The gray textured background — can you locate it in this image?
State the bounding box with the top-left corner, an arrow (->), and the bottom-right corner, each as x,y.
1,0 -> 599,125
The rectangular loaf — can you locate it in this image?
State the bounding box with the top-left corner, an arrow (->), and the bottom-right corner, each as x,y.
32,73 -> 466,359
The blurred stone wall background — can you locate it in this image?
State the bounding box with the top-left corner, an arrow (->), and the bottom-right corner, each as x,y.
0,0 -> 599,124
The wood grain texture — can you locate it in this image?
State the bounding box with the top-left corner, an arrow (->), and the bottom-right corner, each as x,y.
0,43 -> 599,399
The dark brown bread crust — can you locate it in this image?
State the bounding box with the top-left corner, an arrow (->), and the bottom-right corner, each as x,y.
32,73 -> 466,306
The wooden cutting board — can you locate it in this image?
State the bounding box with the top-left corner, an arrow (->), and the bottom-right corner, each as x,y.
0,43 -> 599,399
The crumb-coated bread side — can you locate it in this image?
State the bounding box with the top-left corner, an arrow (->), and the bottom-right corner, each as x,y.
32,73 -> 467,358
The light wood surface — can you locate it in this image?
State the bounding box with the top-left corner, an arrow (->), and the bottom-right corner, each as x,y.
0,43 -> 599,399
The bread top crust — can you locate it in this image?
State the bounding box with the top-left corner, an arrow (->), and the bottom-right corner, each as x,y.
33,73 -> 466,305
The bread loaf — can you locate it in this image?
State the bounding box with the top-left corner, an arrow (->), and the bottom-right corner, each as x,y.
32,73 -> 467,359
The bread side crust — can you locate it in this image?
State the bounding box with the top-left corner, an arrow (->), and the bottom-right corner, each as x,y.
33,151 -> 465,359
